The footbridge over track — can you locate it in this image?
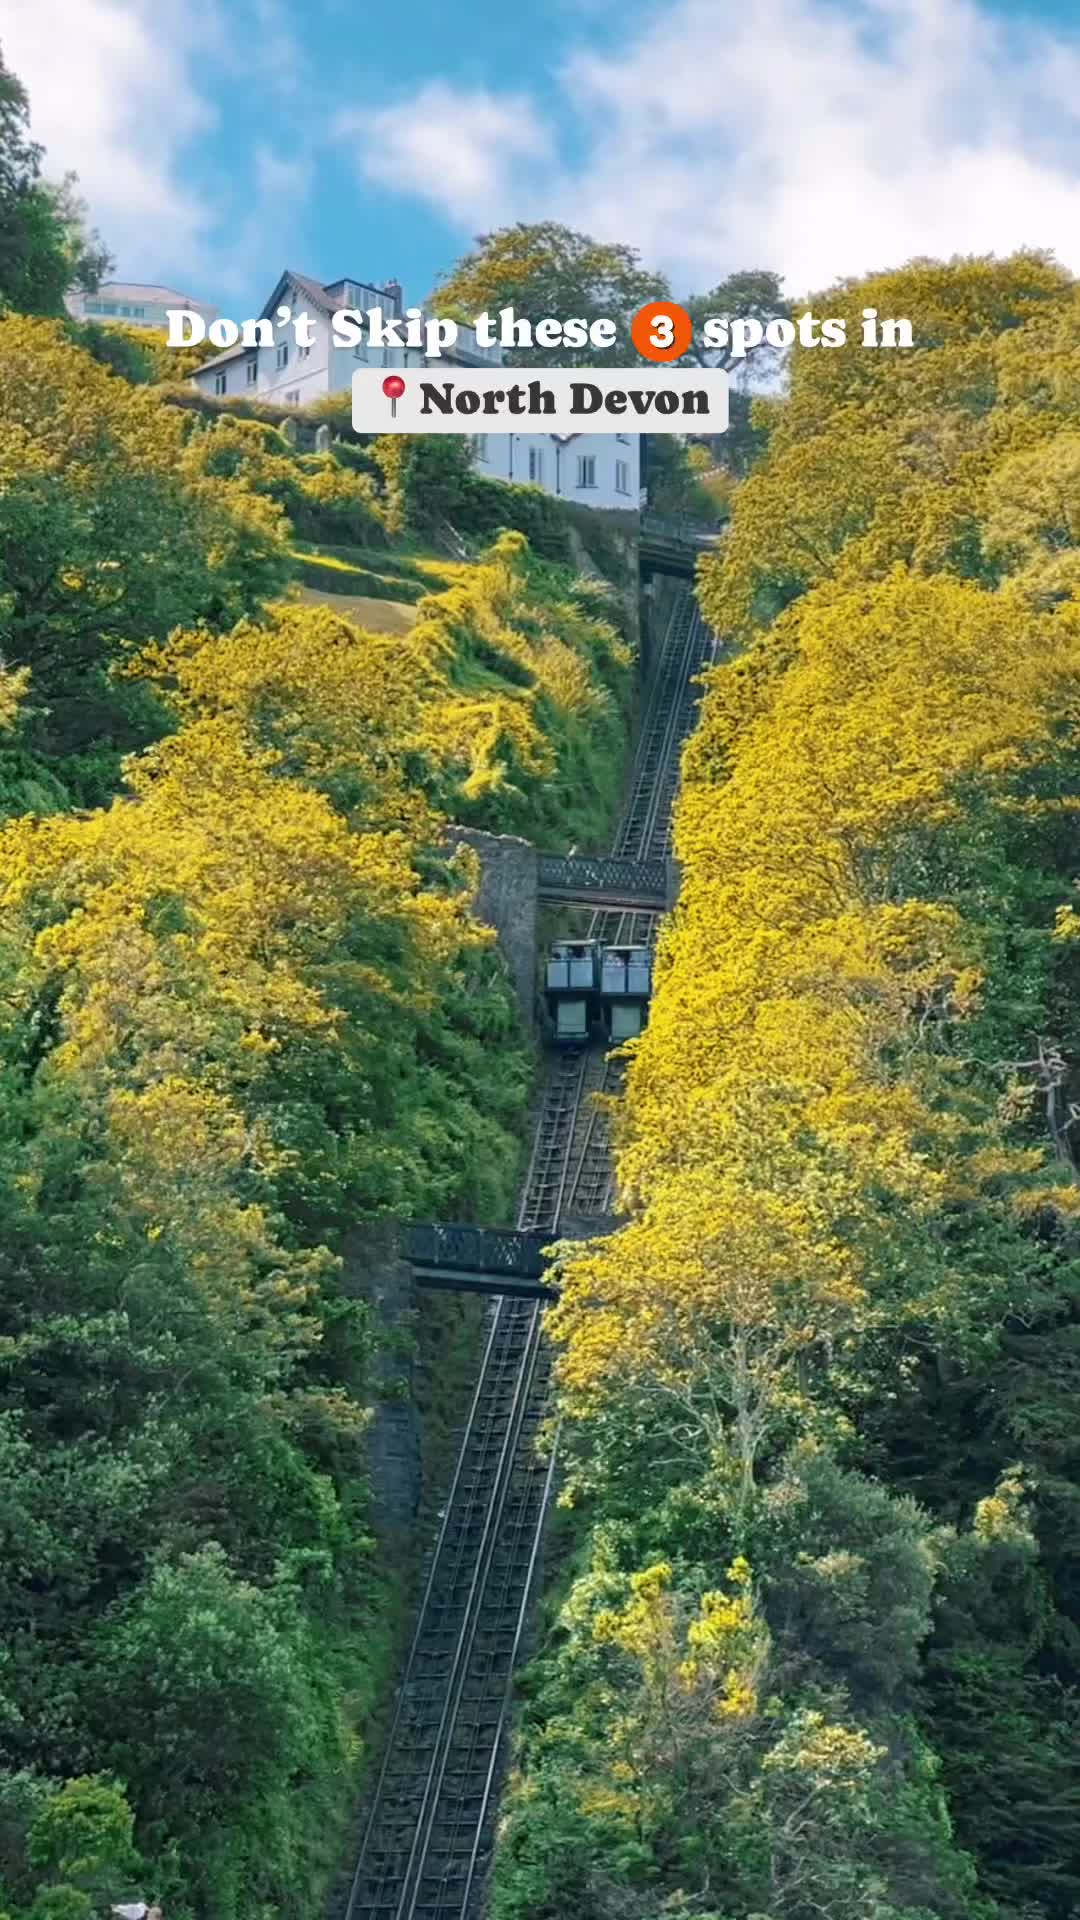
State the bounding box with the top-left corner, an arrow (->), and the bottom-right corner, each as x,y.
639,510 -> 721,580
536,850 -> 676,913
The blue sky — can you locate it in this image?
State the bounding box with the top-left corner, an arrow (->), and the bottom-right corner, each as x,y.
7,0 -> 1080,317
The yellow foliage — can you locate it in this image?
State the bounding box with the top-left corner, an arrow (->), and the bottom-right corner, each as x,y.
761,1710 -> 886,1790
553,375 -> 1080,1468
592,1556 -> 766,1725
0,665 -> 28,731
699,255 -> 1080,639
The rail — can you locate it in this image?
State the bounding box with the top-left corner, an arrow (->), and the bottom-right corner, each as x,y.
339,587 -> 714,1920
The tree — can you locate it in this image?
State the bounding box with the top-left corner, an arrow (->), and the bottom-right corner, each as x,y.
641,434 -> 719,524
435,228 -> 788,382
432,221 -> 667,365
684,266 -> 789,370
0,46 -> 110,315
28,1776 -> 142,1907
0,314 -> 289,800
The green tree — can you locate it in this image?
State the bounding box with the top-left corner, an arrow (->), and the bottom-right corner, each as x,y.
28,1776 -> 142,1907
684,266 -> 789,369
28,1888 -> 93,1920
433,220 -> 666,365
90,1549 -> 340,1824
642,435 -> 719,524
0,46 -> 109,315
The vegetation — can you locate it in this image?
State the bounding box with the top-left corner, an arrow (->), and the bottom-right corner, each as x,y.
433,223 -> 665,365
434,222 -> 787,372
644,436 -> 727,526
0,154 -> 633,1919
24,34 -> 1080,1920
0,44 -> 109,318
495,252 -> 1080,1920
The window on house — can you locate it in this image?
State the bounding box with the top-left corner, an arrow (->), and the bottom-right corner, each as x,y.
473,434 -> 489,460
132,306 -> 145,317
119,305 -> 131,315
214,372 -> 227,396
276,343 -> 289,369
615,460 -> 629,494
576,454 -> 597,489
298,343 -> 311,359
284,388 -> 300,406
528,447 -> 544,484
246,359 -> 258,385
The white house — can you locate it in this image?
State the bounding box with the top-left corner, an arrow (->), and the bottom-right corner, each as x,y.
66,280 -> 218,331
189,269 -> 415,410
470,429 -> 639,512
188,267 -> 641,514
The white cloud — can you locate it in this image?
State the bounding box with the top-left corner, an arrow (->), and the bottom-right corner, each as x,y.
2,0 -> 313,298
3,0 -> 213,272
351,0 -> 1080,294
344,82 -> 553,229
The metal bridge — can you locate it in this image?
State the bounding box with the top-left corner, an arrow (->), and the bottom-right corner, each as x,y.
407,1225 -> 557,1302
639,510 -> 721,579
336,588 -> 716,1920
536,851 -> 673,912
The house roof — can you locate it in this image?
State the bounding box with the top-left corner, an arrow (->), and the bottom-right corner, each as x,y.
263,270 -> 336,318
260,269 -> 398,320
96,282 -> 212,305
192,341 -> 255,376
193,268 -> 402,380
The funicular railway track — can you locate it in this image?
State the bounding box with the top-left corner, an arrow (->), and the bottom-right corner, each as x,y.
566,597 -> 714,1220
339,590 -> 714,1920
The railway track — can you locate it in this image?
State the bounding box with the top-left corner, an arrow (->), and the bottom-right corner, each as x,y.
566,596 -> 714,1220
338,588 -> 712,1920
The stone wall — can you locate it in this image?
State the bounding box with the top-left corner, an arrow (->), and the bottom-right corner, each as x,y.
341,1221 -> 422,1539
446,827 -> 539,1032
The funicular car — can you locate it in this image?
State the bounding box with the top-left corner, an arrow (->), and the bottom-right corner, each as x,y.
599,944 -> 653,1041
545,940 -> 601,1047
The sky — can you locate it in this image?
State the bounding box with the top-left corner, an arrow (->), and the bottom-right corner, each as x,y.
6,0 -> 1080,317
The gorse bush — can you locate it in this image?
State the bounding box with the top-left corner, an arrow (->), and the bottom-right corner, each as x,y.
0,314 -> 290,804
496,254 -> 1080,1920
371,432 -> 580,561
0,312 -> 631,1918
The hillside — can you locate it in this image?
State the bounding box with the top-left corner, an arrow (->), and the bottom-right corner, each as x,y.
11,244 -> 1080,1920
0,313 -> 635,1920
494,255 -> 1080,1920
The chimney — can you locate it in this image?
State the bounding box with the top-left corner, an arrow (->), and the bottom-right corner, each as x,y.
383,277 -> 402,314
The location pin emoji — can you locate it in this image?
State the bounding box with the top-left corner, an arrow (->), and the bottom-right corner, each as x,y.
382,373 -> 406,419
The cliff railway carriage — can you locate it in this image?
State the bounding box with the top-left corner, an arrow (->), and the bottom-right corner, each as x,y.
545,939 -> 601,1047
545,939 -> 655,1047
600,943 -> 653,1042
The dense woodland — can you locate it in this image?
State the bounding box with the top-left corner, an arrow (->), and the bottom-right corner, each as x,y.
493,254 -> 1080,1920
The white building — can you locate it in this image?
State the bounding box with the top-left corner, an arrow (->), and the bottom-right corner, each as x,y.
67,281 -> 218,331
190,269 -> 413,410
471,430 -> 638,511
188,267 -> 640,514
